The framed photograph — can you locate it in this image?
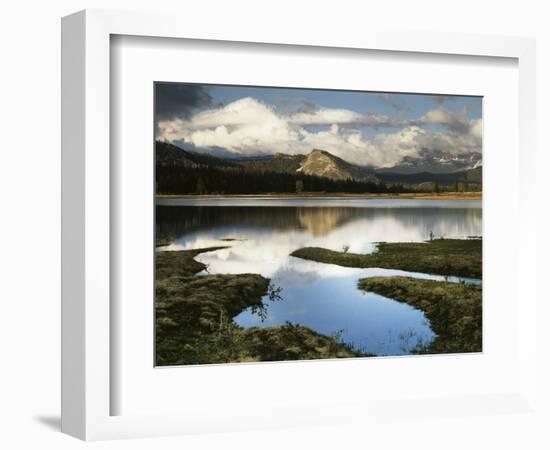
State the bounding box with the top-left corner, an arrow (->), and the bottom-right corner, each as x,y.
62,9 -> 537,440
153,82 -> 483,366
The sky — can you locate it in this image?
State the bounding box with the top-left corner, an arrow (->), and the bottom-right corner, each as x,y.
155,83 -> 482,168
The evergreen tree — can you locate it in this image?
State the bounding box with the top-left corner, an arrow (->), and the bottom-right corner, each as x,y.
196,176 -> 206,194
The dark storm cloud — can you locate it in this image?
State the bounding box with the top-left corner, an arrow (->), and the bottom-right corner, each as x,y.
155,83 -> 213,120
375,93 -> 410,115
430,95 -> 453,105
296,98 -> 319,113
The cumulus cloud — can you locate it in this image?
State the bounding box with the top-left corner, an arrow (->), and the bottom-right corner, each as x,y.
286,108 -> 405,127
420,107 -> 472,134
157,97 -> 481,168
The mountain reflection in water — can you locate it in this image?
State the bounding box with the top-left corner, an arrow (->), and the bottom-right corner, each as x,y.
156,199 -> 482,355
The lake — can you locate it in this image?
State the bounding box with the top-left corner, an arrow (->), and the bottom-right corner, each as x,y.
156,198 -> 482,356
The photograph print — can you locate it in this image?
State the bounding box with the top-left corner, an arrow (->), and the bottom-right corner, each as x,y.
154,82 -> 482,366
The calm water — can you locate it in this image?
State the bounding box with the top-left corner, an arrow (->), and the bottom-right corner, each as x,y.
156,198 -> 482,356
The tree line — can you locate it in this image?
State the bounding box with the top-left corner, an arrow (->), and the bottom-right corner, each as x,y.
156,165 -> 412,195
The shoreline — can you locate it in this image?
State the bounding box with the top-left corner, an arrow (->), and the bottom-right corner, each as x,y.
156,192 -> 482,201
359,277 -> 482,354
155,246 -> 367,366
291,238 -> 483,279
156,238 -> 482,363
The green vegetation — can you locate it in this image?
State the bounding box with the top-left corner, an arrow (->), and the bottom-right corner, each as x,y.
291,238 -> 482,278
156,247 -> 365,365
156,164 -> 408,195
210,323 -> 366,364
375,166 -> 482,193
358,277 -> 482,354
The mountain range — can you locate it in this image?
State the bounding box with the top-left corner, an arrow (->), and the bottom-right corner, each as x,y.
375,148 -> 482,175
156,141 -> 481,186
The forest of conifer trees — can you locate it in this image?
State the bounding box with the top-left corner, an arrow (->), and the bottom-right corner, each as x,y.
155,164 -> 411,195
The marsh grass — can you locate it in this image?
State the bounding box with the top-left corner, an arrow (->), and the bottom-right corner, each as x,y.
358,276 -> 482,354
291,238 -> 482,278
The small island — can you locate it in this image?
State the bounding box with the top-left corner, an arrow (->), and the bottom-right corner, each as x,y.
291,238 -> 482,279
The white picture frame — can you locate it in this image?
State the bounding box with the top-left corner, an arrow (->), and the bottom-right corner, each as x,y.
61,9 -> 537,441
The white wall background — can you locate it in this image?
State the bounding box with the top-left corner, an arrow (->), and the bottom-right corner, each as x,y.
0,1 -> 548,449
